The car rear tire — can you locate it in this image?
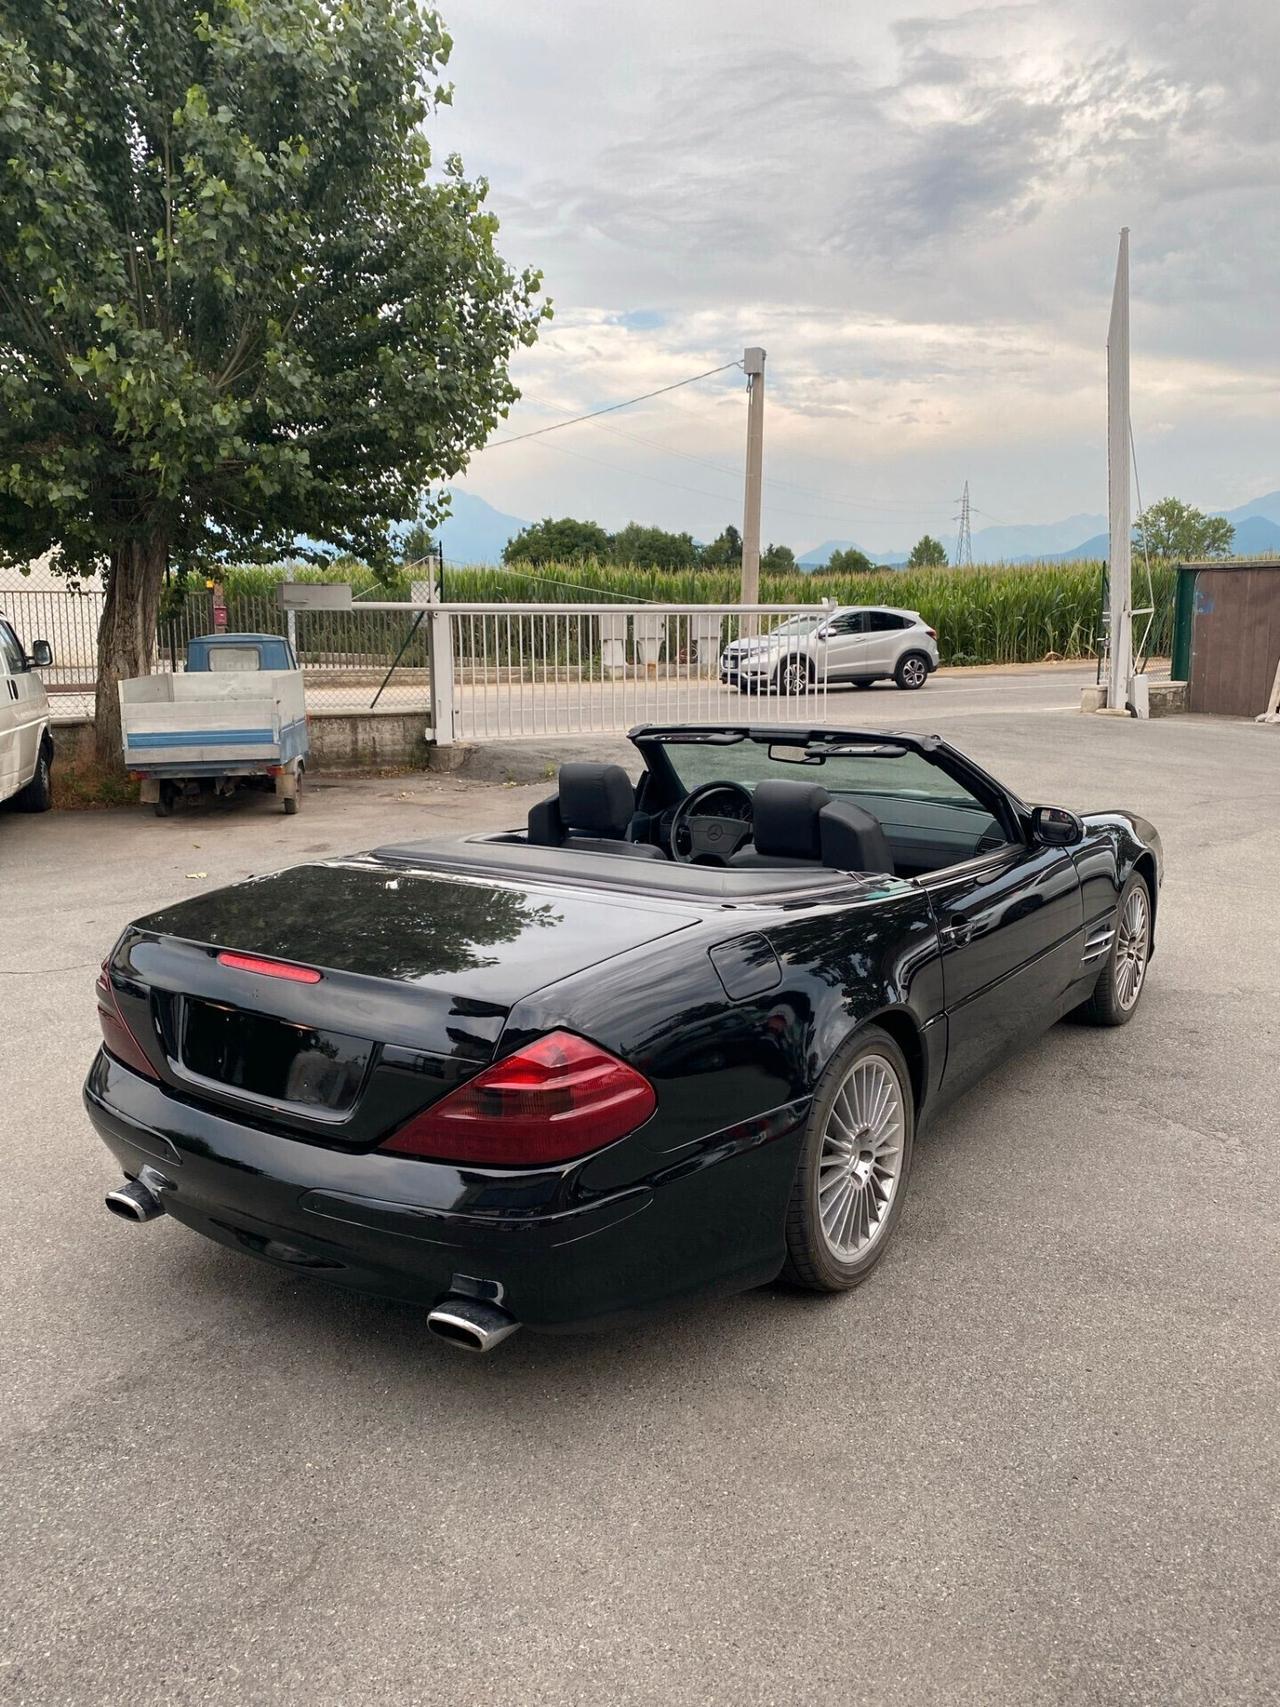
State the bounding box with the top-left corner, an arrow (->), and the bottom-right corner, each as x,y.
894,652 -> 930,690
1076,873 -> 1151,1026
773,657 -> 813,696
14,741 -> 53,812
782,1025 -> 915,1292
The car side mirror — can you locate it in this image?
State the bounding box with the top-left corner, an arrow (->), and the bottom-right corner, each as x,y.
814,625 -> 831,640
1031,805 -> 1084,847
29,639 -> 53,669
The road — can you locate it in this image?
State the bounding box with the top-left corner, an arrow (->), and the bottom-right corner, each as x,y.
50,658 -> 1101,727
2,695 -> 1277,1706
445,662 -> 1100,742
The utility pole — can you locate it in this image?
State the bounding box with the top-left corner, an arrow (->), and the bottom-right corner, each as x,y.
740,346 -> 766,603
954,480 -> 973,567
1106,228 -> 1134,713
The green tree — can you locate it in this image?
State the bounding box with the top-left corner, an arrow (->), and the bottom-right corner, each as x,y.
1134,498 -> 1233,560
502,516 -> 611,566
822,546 -> 874,575
609,522 -> 698,570
700,524 -> 742,567
761,541 -> 796,572
908,535 -> 949,568
398,522 -> 440,567
0,0 -> 546,761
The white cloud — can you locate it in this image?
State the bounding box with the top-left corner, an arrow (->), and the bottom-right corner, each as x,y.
435,0 -> 1280,550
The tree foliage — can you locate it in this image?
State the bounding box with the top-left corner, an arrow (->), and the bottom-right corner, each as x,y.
504,516 -> 769,573
1133,498 -> 1233,561
503,515 -> 611,566
0,0 -> 546,757
822,546 -> 874,575
908,534 -> 949,568
609,521 -> 698,570
700,524 -> 742,567
397,521 -> 440,568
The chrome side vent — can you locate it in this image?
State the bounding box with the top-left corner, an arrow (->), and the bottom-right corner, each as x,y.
1082,919 -> 1116,964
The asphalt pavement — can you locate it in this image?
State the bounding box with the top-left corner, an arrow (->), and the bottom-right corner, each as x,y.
2,670 -> 1277,1706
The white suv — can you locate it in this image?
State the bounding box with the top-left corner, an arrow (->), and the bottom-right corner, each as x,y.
720,606 -> 939,694
0,611 -> 54,812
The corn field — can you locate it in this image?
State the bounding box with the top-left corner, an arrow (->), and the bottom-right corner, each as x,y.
217,557 -> 1176,667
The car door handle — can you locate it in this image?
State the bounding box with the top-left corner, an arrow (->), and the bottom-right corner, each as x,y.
940,920 -> 977,945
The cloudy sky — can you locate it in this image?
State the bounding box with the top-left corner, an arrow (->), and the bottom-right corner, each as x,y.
434,0 -> 1279,553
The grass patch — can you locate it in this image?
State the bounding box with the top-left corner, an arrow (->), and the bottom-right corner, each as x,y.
51,754 -> 139,811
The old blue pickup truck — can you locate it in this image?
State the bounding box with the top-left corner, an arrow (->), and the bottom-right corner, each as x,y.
120,633 -> 309,817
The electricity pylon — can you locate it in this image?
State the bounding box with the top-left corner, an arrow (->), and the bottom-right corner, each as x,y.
953,481 -> 973,567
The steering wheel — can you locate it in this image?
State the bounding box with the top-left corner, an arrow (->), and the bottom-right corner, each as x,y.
669,781 -> 754,864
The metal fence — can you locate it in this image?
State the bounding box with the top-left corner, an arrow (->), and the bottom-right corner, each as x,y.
2,588 -> 435,719
3,586 -> 836,739
362,601 -> 834,742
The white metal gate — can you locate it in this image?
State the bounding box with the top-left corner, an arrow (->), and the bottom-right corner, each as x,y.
362,601 -> 834,742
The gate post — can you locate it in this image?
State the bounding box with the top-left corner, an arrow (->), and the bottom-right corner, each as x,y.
427,607 -> 455,745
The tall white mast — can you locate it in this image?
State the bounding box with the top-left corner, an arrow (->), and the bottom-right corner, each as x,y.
1106,228 -> 1133,710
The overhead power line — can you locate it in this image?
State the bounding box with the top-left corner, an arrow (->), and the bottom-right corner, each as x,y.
483,361 -> 743,448
506,385 -> 957,519
582,413 -> 955,518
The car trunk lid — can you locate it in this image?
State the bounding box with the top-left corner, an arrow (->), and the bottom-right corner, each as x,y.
107,859 -> 697,1148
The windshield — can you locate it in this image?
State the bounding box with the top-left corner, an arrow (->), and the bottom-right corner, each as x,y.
761,614 -> 821,638
656,735 -> 991,814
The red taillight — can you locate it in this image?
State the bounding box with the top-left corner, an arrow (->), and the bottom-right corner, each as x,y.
380,1031 -> 656,1166
925,626 -> 938,639
216,951 -> 322,983
95,963 -> 159,1080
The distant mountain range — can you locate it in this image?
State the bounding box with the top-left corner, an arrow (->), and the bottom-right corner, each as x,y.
1030,493 -> 1280,564
437,488 -> 529,567
799,491 -> 1280,568
426,487 -> 1280,569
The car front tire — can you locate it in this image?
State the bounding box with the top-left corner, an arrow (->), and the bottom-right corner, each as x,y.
15,741 -> 53,812
782,1025 -> 915,1292
774,658 -> 813,696
1077,873 -> 1152,1026
894,652 -> 930,690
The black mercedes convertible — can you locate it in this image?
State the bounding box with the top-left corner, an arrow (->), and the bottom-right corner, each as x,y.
85,723 -> 1162,1351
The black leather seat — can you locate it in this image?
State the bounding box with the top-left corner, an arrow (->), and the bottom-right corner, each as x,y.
729,779 -> 894,874
527,763 -> 667,859
729,780 -> 832,868
816,798 -> 895,875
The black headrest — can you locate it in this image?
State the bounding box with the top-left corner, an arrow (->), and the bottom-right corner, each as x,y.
819,799 -> 894,874
750,779 -> 832,860
558,763 -> 636,837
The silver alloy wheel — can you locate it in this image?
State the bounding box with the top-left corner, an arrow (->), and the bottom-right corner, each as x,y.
1115,883 -> 1150,1010
900,655 -> 928,688
817,1052 -> 905,1260
779,659 -> 809,695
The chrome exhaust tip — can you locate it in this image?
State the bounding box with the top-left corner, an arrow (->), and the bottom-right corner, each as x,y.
426,1297 -> 520,1353
105,1178 -> 166,1223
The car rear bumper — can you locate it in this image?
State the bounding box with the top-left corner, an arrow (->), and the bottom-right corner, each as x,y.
84,1051 -> 804,1332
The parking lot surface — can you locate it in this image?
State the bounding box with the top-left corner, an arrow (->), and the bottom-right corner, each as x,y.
3,689 -> 1278,1706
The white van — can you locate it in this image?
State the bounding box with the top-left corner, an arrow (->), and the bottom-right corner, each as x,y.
0,611 -> 54,812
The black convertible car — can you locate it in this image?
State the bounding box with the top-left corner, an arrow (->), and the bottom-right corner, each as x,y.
86,723 -> 1161,1351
